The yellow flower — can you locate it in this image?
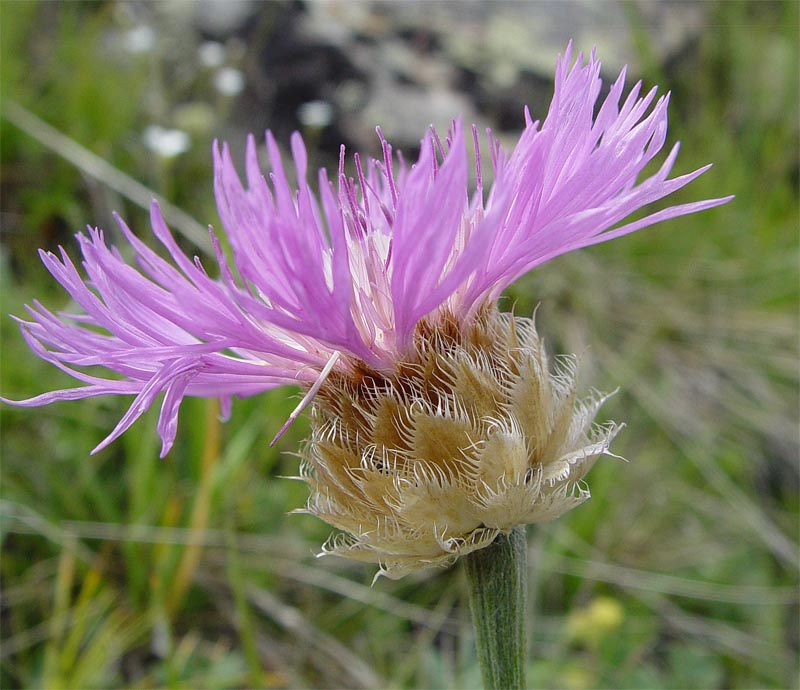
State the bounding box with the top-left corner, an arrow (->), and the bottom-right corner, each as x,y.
299,307 -> 621,578
566,596 -> 625,646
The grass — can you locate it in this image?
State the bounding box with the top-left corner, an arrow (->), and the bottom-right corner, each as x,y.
1,1 -> 798,688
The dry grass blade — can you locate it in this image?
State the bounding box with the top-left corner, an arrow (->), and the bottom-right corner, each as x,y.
0,610 -> 72,660
0,500 -> 96,563
643,594 -> 790,670
244,584 -> 383,689
549,554 -> 798,605
0,509 -> 299,554
1,101 -> 211,251
596,341 -> 798,570
265,558 -> 461,634
3,504 -> 458,633
195,568 -> 383,690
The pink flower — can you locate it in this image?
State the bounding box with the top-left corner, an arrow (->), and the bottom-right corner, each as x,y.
4,45 -> 732,458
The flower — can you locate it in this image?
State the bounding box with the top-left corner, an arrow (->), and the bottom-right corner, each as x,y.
5,45 -> 731,577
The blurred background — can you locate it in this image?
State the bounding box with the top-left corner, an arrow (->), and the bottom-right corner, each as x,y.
0,1 -> 797,688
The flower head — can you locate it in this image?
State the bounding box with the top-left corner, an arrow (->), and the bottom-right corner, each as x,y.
5,45 -> 731,576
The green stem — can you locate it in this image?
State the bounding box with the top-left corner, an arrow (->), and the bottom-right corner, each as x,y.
464,526 -> 528,690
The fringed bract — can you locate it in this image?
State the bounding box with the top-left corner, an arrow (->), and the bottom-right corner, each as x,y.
300,307 -> 621,579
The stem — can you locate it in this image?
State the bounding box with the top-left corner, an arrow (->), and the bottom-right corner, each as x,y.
464,526 -> 528,690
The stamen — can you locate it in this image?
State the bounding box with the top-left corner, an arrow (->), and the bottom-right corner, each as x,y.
376,126 -> 398,208
472,124 -> 483,202
429,135 -> 439,180
486,127 -> 499,173
430,125 -> 445,159
340,172 -> 365,237
354,152 -> 370,220
270,350 -> 341,446
524,105 -> 533,127
446,119 -> 456,150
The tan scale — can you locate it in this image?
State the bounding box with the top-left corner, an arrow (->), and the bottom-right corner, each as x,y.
297,306 -> 622,579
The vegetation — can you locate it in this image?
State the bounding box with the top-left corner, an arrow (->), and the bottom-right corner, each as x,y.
1,2 -> 797,688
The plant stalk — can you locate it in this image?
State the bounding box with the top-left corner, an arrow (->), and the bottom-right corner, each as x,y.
464,526 -> 528,690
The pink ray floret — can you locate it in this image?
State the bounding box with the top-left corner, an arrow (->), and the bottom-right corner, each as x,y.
4,45 -> 732,456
